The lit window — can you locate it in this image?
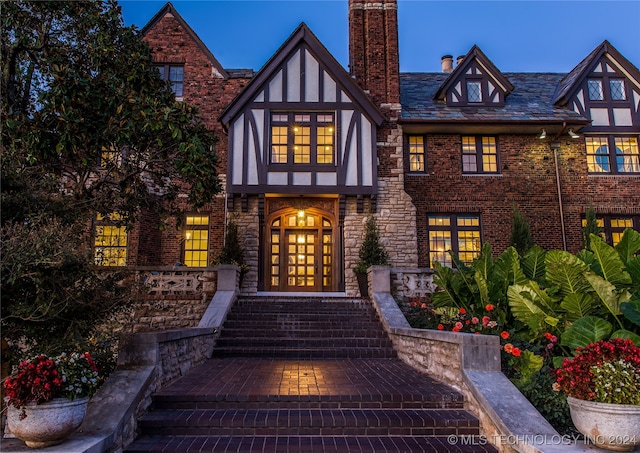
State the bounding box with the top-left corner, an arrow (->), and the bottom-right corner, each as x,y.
94,213 -> 127,266
184,214 -> 209,267
467,81 -> 482,103
154,64 -> 184,97
610,79 -> 626,101
428,214 -> 481,267
583,215 -> 639,247
270,113 -> 334,165
588,79 -> 604,101
408,136 -> 426,172
462,136 -> 498,174
586,136 -> 639,174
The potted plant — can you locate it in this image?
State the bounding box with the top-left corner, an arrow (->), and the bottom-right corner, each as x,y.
354,216 -> 389,297
3,352 -> 100,448
215,218 -> 248,288
554,338 -> 640,451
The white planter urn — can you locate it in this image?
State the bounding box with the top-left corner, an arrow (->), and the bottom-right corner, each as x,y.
6,397 -> 89,448
568,396 -> 640,452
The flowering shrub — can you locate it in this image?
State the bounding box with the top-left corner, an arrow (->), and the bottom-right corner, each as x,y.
3,352 -> 100,418
555,338 -> 640,404
400,300 -> 502,334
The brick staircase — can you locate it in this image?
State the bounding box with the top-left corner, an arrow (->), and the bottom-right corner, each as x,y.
125,297 -> 497,452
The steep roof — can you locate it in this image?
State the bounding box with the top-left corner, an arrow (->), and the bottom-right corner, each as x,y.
553,40 -> 640,106
434,45 -> 514,101
141,2 -> 229,79
220,23 -> 383,127
400,72 -> 590,133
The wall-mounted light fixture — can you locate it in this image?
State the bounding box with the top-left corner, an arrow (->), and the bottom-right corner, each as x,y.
539,129 -> 547,139
568,129 -> 580,139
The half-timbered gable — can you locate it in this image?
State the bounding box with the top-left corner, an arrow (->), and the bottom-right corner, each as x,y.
554,40 -> 640,175
220,24 -> 383,199
434,45 -> 514,107
554,40 -> 640,133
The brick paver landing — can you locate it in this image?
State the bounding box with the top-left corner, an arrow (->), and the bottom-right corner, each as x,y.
124,297 -> 497,452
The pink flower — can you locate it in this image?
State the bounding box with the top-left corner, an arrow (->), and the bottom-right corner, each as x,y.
454,322 -> 463,330
471,317 -> 479,324
421,303 -> 427,309
482,316 -> 490,326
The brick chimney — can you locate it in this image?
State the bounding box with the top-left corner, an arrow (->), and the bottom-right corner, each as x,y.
348,0 -> 400,106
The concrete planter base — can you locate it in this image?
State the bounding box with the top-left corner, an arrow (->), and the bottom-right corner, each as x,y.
567,396 -> 640,451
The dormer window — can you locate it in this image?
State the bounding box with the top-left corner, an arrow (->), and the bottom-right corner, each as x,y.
610,79 -> 626,101
588,79 -> 604,101
588,78 -> 628,102
466,81 -> 482,103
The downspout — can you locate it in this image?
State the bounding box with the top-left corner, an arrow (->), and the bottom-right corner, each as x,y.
551,142 -> 567,251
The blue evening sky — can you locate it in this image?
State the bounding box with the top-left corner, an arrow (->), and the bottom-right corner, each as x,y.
119,0 -> 640,74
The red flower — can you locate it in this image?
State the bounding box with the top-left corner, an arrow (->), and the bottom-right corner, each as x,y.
459,307 -> 466,314
437,324 -> 444,330
500,331 -> 510,340
512,347 -> 522,357
409,302 -> 416,307
485,304 -> 495,311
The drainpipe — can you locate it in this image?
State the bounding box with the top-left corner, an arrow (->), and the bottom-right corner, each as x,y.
551,142 -> 567,251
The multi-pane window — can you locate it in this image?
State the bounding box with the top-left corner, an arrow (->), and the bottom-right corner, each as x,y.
588,78 -> 627,102
270,113 -> 334,165
94,213 -> 127,266
184,214 -> 209,267
462,136 -> 498,173
588,79 -> 604,101
610,79 -> 626,101
582,215 -> 640,247
586,136 -> 640,174
154,64 -> 184,97
427,214 -> 481,267
466,81 -> 482,103
408,135 -> 426,172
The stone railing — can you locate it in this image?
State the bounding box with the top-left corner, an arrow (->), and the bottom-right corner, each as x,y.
391,267 -> 437,298
134,266 -> 216,296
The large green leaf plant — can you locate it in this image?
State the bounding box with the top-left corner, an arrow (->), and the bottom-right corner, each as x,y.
507,229 -> 640,358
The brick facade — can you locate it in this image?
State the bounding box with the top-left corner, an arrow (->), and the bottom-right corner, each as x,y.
123,1 -> 639,296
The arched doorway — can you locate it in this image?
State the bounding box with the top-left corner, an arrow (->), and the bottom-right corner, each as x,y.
266,208 -> 337,292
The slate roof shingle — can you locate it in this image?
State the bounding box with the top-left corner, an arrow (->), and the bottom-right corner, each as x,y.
400,72 -> 589,123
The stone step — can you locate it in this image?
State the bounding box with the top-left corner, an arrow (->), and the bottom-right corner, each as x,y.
215,337 -> 393,349
211,346 -> 397,359
138,408 -> 480,437
125,435 -> 496,453
220,328 -> 389,338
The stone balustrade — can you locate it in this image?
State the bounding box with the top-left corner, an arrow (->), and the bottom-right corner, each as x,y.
391,267 -> 437,298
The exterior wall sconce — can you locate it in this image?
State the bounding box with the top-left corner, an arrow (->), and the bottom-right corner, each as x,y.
568,129 -> 580,139
539,129 -> 547,139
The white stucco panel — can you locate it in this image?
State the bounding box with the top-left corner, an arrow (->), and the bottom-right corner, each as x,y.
269,70 -> 283,102
316,172 -> 337,186
305,50 -> 319,102
267,172 -> 288,186
232,115 -> 244,185
323,71 -> 336,102
287,49 -> 301,102
613,108 -> 632,126
590,108 -> 610,126
247,120 -> 258,185
361,119 -> 373,187
292,172 -> 312,185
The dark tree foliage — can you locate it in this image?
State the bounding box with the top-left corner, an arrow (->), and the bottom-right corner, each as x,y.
582,205 -> 604,251
1,0 -> 222,358
354,216 -> 389,274
509,205 -> 534,256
